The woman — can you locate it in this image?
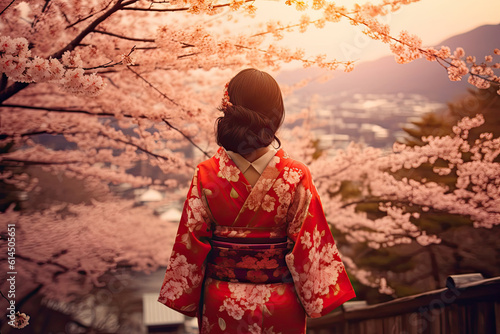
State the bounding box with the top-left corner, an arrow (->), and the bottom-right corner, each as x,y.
158,68 -> 355,334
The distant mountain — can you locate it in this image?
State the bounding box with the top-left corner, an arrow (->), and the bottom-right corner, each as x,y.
277,24 -> 500,103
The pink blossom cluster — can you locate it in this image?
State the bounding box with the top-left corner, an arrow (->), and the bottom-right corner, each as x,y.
0,199 -> 177,302
389,30 -> 423,64
0,106 -> 190,190
341,257 -> 395,295
350,6 -> 499,93
353,0 -> 421,18
304,114 -> 499,292
281,0 -> 500,92
423,46 -> 499,92
262,0 -> 422,71
0,36 -> 105,96
8,312 -> 30,329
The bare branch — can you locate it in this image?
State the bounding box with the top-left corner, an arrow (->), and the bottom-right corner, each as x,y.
178,52 -> 201,59
82,46 -> 137,70
41,0 -> 52,13
0,82 -> 29,104
65,0 -> 115,29
16,253 -> 70,271
16,284 -> 43,311
6,129 -> 171,162
122,0 -> 253,11
1,103 -> 126,117
125,67 -> 211,158
0,158 -> 82,166
0,74 -> 8,91
0,103 -> 212,158
53,1 -> 126,59
93,29 -> 155,43
163,118 -> 211,159
126,66 -> 180,107
0,0 -> 17,16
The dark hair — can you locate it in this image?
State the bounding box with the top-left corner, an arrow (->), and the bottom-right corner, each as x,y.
216,68 -> 285,155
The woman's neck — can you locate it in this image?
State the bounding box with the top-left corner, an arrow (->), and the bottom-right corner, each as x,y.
242,147 -> 270,162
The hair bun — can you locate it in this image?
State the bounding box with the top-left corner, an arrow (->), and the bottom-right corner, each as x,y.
216,105 -> 277,155
216,68 -> 284,154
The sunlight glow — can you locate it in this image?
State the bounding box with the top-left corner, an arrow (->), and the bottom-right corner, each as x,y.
247,0 -> 500,65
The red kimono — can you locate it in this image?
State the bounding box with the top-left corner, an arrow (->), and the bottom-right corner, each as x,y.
158,148 -> 355,334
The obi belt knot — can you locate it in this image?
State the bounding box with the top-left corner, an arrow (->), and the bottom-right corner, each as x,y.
207,235 -> 293,284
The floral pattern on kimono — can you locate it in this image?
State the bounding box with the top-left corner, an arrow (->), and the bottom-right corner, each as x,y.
158,147 -> 355,333
158,168 -> 211,316
285,169 -> 356,318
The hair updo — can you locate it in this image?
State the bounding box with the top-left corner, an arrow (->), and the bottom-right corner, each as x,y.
216,68 -> 285,155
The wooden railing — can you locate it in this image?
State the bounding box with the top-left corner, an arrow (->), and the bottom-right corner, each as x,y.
307,275 -> 500,334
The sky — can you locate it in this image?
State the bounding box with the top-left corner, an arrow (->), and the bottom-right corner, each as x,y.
244,0 -> 500,66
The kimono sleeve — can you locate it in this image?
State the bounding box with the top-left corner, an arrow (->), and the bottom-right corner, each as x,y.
285,165 -> 356,318
158,167 -> 212,317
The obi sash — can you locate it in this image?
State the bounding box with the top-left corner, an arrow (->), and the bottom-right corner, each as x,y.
206,235 -> 293,284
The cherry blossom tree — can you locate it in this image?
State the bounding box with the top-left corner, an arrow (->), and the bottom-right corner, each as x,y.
0,197 -> 180,332
0,0 -> 498,194
0,1 -> 499,329
306,112 -> 500,297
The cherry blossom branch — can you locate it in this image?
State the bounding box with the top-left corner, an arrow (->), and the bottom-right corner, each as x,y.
333,11 -> 500,91
0,158 -> 82,166
314,164 -> 353,181
0,103 -> 128,117
65,0 -> 115,29
1,103 -> 211,159
149,0 -> 175,3
358,247 -> 426,270
82,46 -> 137,70
265,0 -> 499,89
0,154 -> 174,188
339,198 -> 464,215
41,0 -> 52,13
66,166 -> 173,188
125,67 -> 212,158
126,66 -> 179,106
0,158 -> 177,184
232,43 -> 353,71
162,118 -> 211,159
52,1 -> 127,60
5,130 -> 171,162
1,2 -> 126,101
1,73 -> 8,91
103,135 -> 169,161
340,198 -> 393,209
93,30 -> 155,43
177,52 -> 202,59
253,0 -> 419,38
15,285 -> 41,320
122,0 -> 141,6
0,82 -> 29,104
122,0 -> 254,12
31,0 -> 55,30
16,253 -> 69,272
0,289 -> 11,304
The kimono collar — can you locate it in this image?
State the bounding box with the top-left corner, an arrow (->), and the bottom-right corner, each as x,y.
226,148 -> 277,175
